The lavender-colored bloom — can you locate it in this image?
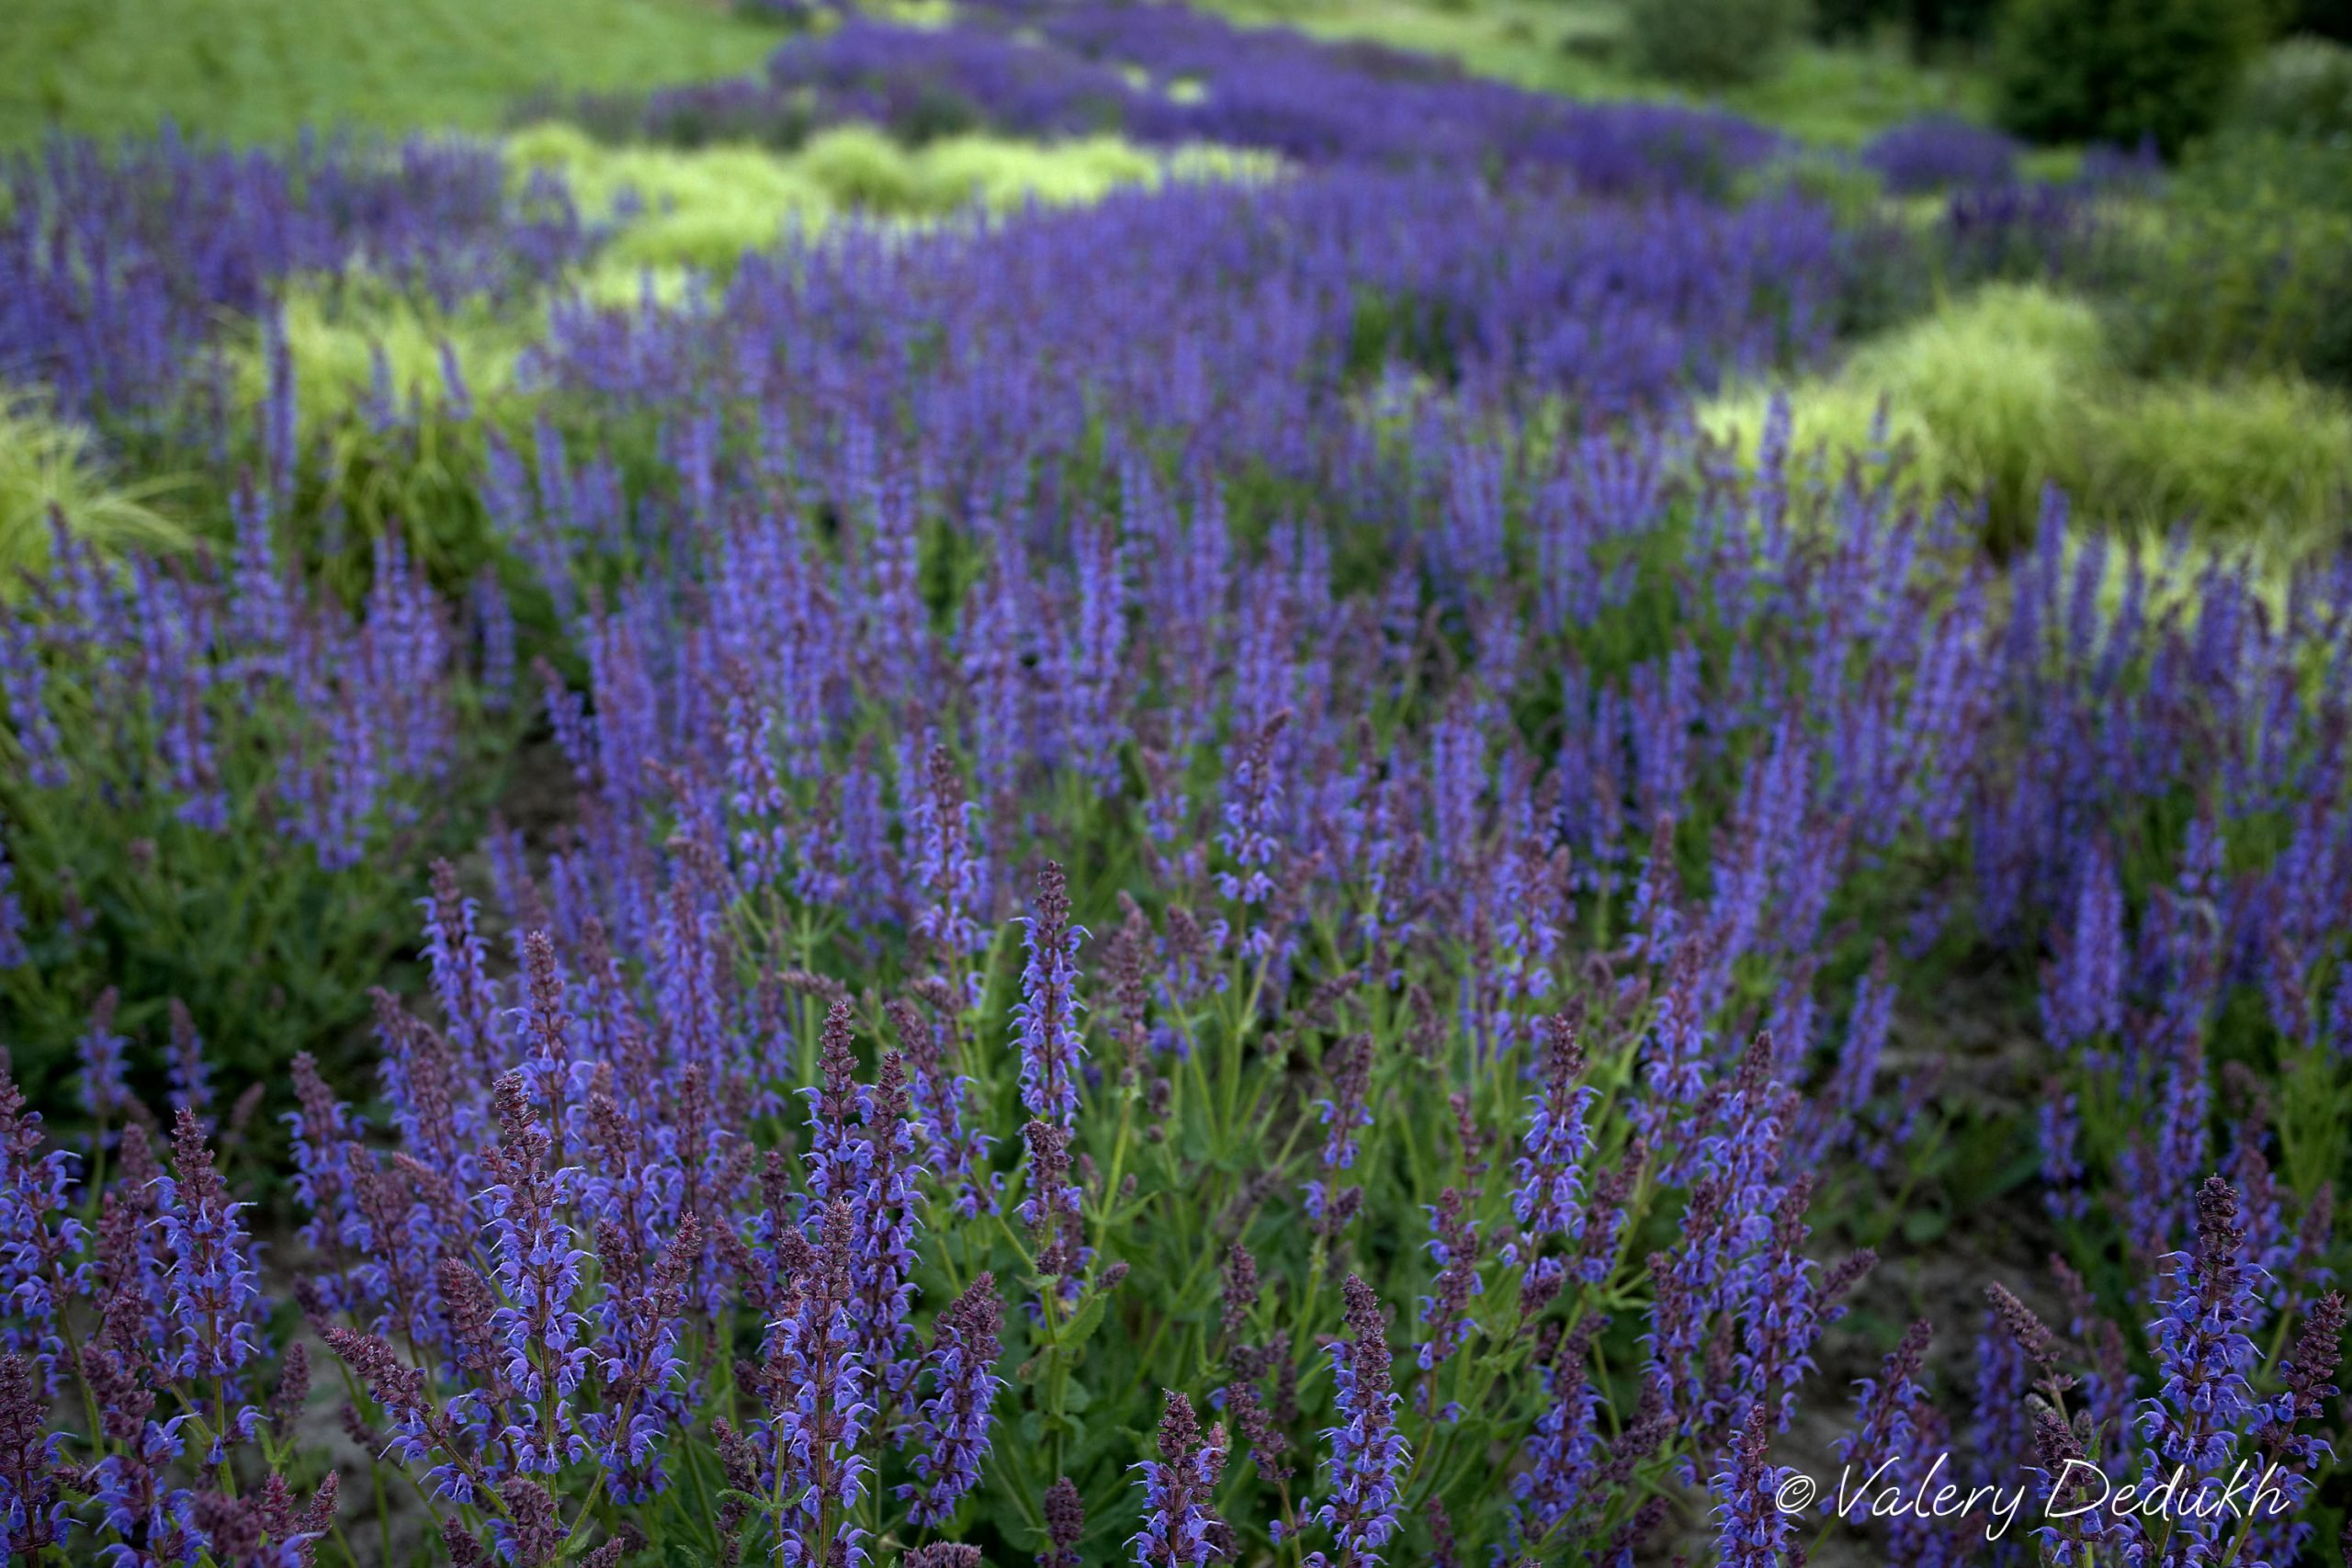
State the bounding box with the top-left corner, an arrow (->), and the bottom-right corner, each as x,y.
76,987 -> 132,1124
2038,1080 -> 2088,1223
0,1064 -> 88,1390
0,819 -> 24,969
1017,1120 -> 1088,1302
909,742 -> 986,977
165,998 -> 213,1122
1040,1475 -> 1087,1568
1860,116 -> 2019,194
1733,1179 -> 1826,1430
805,998 -> 876,1213
0,617 -> 66,791
1970,1304 -> 2034,1487
962,558 -> 1033,807
472,568 -> 515,712
1304,1033 -> 1374,1234
1302,1276 -> 1408,1568
2041,843 -> 2124,1048
584,1213 -> 699,1504
2138,1177 -> 2264,1476
1414,1187 -> 1482,1387
1131,1390 -> 1227,1568
1710,1402 -> 1789,1568
1507,1015 -> 1594,1254
756,1197 -> 874,1568
850,1052 -> 923,1403
478,1075 -> 593,1474
907,1548 -> 985,1568
155,1109 -> 265,1442
421,859 -> 499,1068
1063,521 -> 1132,794
1216,712 -> 1288,958
900,1274 -> 1003,1526
1513,1319 -> 1602,1536
0,1353 -> 70,1554
889,996 -> 993,1220
1828,1319 -> 1931,1518
1013,862 -> 1088,1126
1826,947 -> 1894,1121
2241,1289 -> 2346,1562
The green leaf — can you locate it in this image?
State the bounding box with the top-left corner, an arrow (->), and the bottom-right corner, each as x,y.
1057,1287 -> 1108,1351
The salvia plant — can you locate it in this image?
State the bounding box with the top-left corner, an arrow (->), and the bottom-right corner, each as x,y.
0,1 -> 2349,1565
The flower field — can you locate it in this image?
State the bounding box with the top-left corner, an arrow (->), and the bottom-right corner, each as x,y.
1,2 -> 2348,1565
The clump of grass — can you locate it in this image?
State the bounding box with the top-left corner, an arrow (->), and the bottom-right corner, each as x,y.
789,123 -> 934,213
1703,284 -> 2101,542
2086,378 -> 2352,556
0,389 -> 186,583
511,120 -> 1278,266
1702,283 -> 2352,552
508,120 -> 838,271
229,284 -> 534,437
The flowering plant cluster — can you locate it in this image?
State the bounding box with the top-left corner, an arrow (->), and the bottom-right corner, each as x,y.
6,412 -> 2347,1560
1,1 -> 2350,1565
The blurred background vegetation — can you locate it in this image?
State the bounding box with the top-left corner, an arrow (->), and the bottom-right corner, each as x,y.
4,0 -> 2350,557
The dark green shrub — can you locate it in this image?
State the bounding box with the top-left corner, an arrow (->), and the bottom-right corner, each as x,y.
1907,0 -> 2004,45
1812,0 -> 1900,40
2290,0 -> 2352,42
1626,0 -> 1810,88
2101,135 -> 2352,388
1994,0 -> 2259,155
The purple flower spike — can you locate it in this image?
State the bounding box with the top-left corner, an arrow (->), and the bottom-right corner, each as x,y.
76,988 -> 131,1125
1302,1276 -> 1408,1568
1014,862 -> 1088,1127
1711,1401 -> 1791,1568
1131,1390 -> 1228,1568
900,1273 -> 1004,1527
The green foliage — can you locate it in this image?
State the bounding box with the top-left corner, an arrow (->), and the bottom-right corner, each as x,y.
2104,133 -> 2352,390
0,391 -> 188,584
1624,0 -> 1811,88
0,0 -> 779,145
0,642 -> 518,1126
2231,34 -> 2352,141
1993,0 -> 2259,155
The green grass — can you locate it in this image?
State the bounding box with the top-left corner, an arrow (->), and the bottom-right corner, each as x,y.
1702,283 -> 2352,553
0,0 -> 785,145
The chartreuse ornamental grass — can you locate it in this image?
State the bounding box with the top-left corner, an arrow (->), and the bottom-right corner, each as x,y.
508,120 -> 1277,269
1702,283 -> 2352,551
0,392 -> 187,584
